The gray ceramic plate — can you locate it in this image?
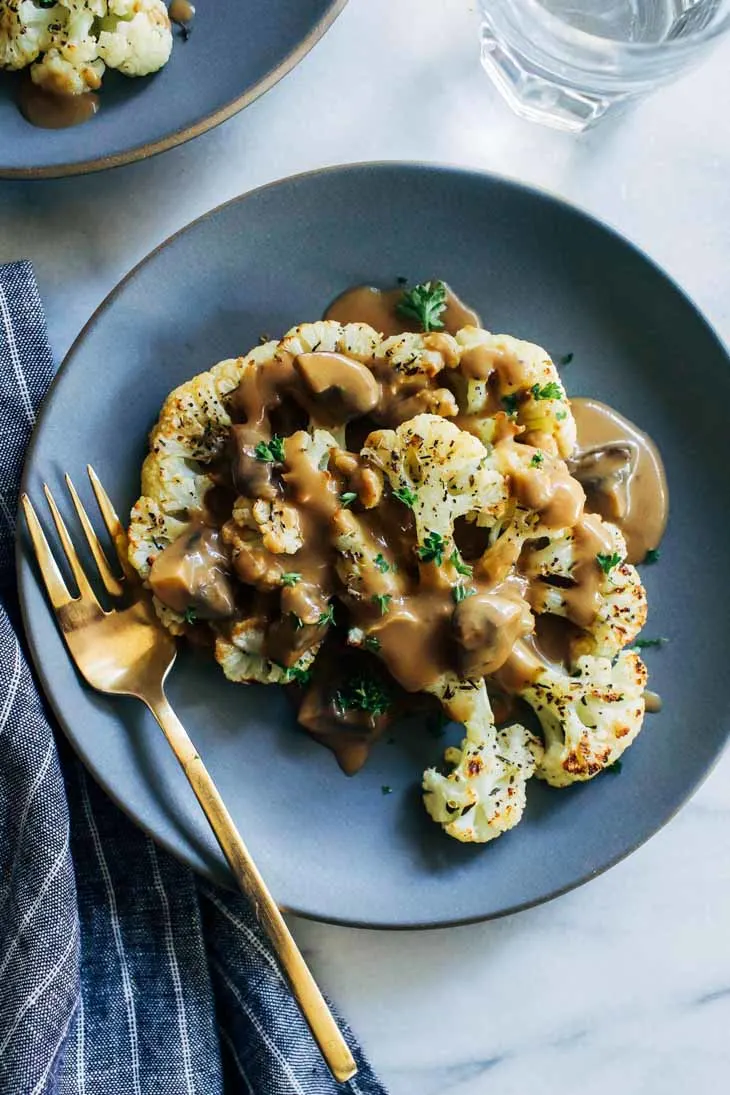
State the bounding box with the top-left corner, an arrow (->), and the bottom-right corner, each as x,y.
18,164 -> 730,928
0,0 -> 346,178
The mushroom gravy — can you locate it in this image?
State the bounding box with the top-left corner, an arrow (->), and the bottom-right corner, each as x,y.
17,74 -> 99,130
146,285 -> 666,771
569,398 -> 667,565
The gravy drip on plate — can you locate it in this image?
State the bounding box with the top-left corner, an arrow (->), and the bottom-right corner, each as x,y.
325,283 -> 481,336
569,398 -> 668,564
169,0 -> 195,36
147,284 -> 667,771
17,74 -> 99,130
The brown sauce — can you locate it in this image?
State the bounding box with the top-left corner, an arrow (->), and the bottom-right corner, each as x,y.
324,283 -> 481,336
643,689 -> 663,713
150,523 -> 234,619
569,398 -> 668,564
148,281 -> 665,773
170,0 -> 195,31
17,75 -> 99,130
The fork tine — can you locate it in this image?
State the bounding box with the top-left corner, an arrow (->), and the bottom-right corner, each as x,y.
21,494 -> 73,610
65,474 -> 124,598
43,484 -> 102,609
87,465 -> 137,582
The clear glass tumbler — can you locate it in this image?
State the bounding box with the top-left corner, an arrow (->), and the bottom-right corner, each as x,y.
479,0 -> 730,132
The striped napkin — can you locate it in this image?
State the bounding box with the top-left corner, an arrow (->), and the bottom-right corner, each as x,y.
0,261 -> 384,1095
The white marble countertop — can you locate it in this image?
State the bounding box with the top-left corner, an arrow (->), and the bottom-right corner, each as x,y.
2,1 -> 730,1091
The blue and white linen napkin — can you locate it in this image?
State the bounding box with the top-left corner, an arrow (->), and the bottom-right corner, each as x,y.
0,261 -> 385,1095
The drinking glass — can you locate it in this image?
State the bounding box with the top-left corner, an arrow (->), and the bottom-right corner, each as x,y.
478,0 -> 730,131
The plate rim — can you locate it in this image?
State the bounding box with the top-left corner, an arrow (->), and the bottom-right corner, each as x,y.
0,0 -> 348,180
17,160 -> 730,929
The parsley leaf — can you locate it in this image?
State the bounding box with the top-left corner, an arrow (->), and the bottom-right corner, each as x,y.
365,635 -> 381,652
501,393 -> 519,415
395,279 -> 447,332
643,548 -> 661,564
318,604 -> 336,627
393,485 -> 417,508
334,676 -> 391,717
596,552 -> 622,574
372,593 -> 392,616
530,452 -> 544,467
281,572 -> 301,587
450,550 -> 472,577
631,637 -> 669,650
254,435 -> 285,462
340,491 -> 357,507
374,553 -> 390,573
183,606 -> 197,625
556,410 -> 568,421
531,381 -> 564,401
452,584 -> 475,604
417,531 -> 445,566
291,614 -> 304,630
285,664 -> 312,686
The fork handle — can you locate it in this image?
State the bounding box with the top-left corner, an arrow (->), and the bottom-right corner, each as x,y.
145,691 -> 357,1084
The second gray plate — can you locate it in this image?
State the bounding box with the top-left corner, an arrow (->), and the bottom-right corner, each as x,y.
18,164 -> 730,927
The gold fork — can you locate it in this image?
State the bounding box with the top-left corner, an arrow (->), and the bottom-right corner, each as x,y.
21,468 -> 357,1085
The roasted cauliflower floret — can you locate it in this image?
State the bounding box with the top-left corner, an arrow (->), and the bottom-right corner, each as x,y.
522,518 -> 647,658
135,353 -> 266,534
0,0 -> 57,70
128,496 -> 191,579
451,330 -> 576,458
523,651 -> 648,787
363,414 -> 507,544
280,319 -> 381,363
98,0 -> 171,76
215,626 -> 316,687
30,3 -> 104,94
372,331 -> 460,424
423,676 -> 542,843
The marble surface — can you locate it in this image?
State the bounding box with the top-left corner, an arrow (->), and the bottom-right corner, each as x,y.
2,1 -> 730,1091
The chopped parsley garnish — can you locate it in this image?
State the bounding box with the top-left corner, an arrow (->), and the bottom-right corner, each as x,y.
501,393 -> 519,415
417,530 -> 445,566
183,607 -> 197,625
395,279 -> 447,332
374,553 -> 390,573
605,759 -> 623,775
334,675 -> 391,717
381,785 -> 393,795
643,548 -> 661,564
254,435 -> 285,463
340,491 -> 357,507
452,584 -> 475,604
285,664 -> 312,686
318,604 -> 336,627
450,550 -> 472,577
531,381 -> 564,401
291,614 -> 304,630
631,637 -> 669,650
372,593 -> 392,616
556,410 -> 568,421
596,552 -> 622,574
556,352 -> 574,367
393,485 -> 418,508
365,635 -> 381,652
281,572 -> 301,587
530,452 -> 544,468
